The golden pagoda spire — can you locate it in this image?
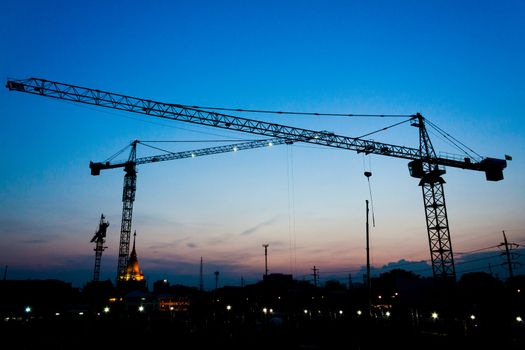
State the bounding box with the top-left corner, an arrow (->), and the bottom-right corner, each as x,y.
123,230 -> 144,282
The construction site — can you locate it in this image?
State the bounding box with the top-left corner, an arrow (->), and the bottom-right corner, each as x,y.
1,77 -> 524,349
2,2 -> 525,348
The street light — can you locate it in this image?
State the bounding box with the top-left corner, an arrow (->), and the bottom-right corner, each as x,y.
138,305 -> 144,312
431,312 -> 438,320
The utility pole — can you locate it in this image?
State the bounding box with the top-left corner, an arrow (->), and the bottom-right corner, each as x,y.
214,271 -> 219,290
262,243 -> 269,277
199,257 -> 204,292
366,199 -> 372,317
312,266 -> 319,287
500,230 -> 520,279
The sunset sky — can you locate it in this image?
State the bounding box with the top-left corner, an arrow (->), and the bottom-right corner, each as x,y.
1,0 -> 524,289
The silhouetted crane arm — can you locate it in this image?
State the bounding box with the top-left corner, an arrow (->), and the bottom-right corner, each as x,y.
6,77 -> 507,179
89,138 -> 288,175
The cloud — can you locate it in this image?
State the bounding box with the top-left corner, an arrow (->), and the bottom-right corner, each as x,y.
187,242 -> 197,248
20,239 -> 50,244
148,236 -> 190,250
240,217 -> 278,236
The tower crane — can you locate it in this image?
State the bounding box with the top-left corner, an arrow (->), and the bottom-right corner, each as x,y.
90,213 -> 109,281
91,138 -> 289,282
6,77 -> 509,281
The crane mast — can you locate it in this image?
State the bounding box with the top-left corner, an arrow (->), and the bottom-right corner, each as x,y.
7,77 -> 509,281
413,116 -> 455,279
93,138 -> 288,282
90,213 -> 109,281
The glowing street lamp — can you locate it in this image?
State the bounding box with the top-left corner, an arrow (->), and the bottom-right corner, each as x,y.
103,307 -> 110,313
138,305 -> 144,312
226,305 -> 232,311
24,306 -> 31,313
431,312 -> 439,320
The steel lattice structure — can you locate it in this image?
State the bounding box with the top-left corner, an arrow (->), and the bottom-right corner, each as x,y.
91,138 -> 288,281
90,214 -> 109,281
7,77 -> 509,281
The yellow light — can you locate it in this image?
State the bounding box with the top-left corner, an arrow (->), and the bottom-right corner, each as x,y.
517,316 -> 523,323
226,305 -> 232,311
103,307 -> 110,313
431,312 -> 438,320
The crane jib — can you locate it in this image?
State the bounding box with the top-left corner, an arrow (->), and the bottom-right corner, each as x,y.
6,78 -> 508,181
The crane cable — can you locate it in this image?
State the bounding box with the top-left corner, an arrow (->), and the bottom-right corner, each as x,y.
181,104 -> 412,118
425,119 -> 482,161
104,143 -> 133,163
286,144 -> 297,276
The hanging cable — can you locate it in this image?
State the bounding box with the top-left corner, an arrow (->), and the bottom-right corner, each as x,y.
286,143 -> 297,276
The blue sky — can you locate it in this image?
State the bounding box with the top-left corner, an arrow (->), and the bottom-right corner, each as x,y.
1,0 -> 524,288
